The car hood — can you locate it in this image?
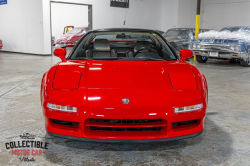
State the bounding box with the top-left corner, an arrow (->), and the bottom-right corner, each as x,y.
59,34 -> 75,39
192,38 -> 244,44
54,60 -> 195,89
165,37 -> 188,43
51,61 -> 199,112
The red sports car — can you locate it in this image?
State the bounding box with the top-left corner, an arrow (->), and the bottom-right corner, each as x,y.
0,39 -> 3,49
41,29 -> 208,142
55,27 -> 89,48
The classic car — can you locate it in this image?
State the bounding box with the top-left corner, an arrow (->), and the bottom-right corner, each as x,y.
163,28 -> 210,50
41,28 -> 208,142
55,26 -> 89,48
0,39 -> 2,49
189,26 -> 250,67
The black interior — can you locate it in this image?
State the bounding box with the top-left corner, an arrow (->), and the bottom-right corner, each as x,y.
76,39 -> 173,60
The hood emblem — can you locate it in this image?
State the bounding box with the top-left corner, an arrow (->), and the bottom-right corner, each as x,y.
122,98 -> 130,104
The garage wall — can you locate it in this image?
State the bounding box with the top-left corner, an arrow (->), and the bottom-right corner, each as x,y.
161,0 -> 179,32
0,0 -> 179,55
42,0 -> 167,54
176,0 -> 204,29
202,0 -> 250,30
0,0 -> 45,54
51,3 -> 89,40
177,0 -> 250,30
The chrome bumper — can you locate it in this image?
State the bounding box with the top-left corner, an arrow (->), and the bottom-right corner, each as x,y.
192,50 -> 248,60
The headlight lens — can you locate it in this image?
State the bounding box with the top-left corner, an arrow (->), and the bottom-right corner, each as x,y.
229,45 -> 241,52
229,45 -> 235,51
235,45 -> 241,52
174,104 -> 203,113
193,43 -> 197,49
47,103 -> 77,113
197,44 -> 201,49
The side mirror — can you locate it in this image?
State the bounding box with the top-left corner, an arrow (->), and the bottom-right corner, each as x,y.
54,48 -> 66,61
180,49 -> 193,61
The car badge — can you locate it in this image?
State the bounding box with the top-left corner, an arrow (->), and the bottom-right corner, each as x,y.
122,98 -> 130,104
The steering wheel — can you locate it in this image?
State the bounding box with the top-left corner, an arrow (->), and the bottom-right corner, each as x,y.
134,48 -> 158,57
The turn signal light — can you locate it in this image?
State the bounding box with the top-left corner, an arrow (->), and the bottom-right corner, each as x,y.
174,104 -> 203,113
47,103 -> 77,113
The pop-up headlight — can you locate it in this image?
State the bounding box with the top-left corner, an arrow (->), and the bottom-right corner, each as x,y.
47,103 -> 77,113
174,104 -> 203,113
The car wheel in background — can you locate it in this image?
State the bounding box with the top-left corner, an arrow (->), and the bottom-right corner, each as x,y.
240,59 -> 250,67
196,55 -> 208,63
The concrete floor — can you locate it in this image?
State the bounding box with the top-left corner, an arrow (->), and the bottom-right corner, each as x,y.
0,51 -> 250,166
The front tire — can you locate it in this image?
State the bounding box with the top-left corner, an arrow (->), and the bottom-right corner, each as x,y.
240,59 -> 250,67
196,55 -> 208,63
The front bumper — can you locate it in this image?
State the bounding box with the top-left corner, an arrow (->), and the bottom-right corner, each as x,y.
42,88 -> 207,141
47,130 -> 203,143
192,50 -> 248,60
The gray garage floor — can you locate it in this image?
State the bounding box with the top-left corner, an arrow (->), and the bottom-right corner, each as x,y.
0,51 -> 250,166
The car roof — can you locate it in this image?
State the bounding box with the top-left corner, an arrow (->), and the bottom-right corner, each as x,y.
75,26 -> 88,29
90,28 -> 162,34
221,26 -> 250,29
166,28 -> 210,31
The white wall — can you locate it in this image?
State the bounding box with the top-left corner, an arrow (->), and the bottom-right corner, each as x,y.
202,0 -> 250,30
123,0 -> 162,30
42,0 -> 166,54
176,0 -> 250,30
0,0 -> 46,54
160,0 -> 179,32
0,0 -> 179,54
176,0 -> 204,29
51,3 -> 88,40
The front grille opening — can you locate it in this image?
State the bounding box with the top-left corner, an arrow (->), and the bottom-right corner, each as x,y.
90,127 -> 162,131
172,120 -> 198,127
90,119 -> 162,124
52,119 -> 79,127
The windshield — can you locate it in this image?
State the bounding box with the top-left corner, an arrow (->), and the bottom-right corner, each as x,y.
67,28 -> 84,34
69,31 -> 177,61
163,30 -> 191,39
220,27 -> 250,32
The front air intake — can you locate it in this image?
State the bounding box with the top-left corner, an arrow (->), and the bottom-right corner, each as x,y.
172,120 -> 198,127
51,119 -> 79,127
84,119 -> 167,138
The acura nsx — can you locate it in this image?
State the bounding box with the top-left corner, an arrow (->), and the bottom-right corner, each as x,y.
41,28 -> 208,142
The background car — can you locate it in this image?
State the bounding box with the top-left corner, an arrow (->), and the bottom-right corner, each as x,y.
41,29 -> 208,142
189,26 -> 250,67
155,30 -> 164,35
0,39 -> 2,49
55,26 -> 89,48
163,28 -> 210,51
